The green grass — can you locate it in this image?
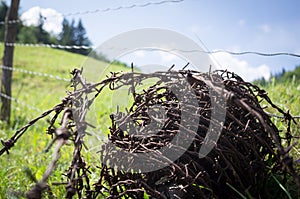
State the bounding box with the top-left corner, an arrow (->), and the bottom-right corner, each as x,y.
0,46 -> 299,198
0,46 -> 129,198
259,77 -> 300,159
255,77 -> 300,199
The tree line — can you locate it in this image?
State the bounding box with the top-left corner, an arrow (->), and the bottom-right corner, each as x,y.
0,1 -> 92,56
253,65 -> 300,85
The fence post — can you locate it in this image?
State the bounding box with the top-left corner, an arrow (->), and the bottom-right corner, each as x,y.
0,0 -> 20,124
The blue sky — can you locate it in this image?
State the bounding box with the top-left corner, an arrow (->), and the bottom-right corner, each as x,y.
13,0 -> 300,81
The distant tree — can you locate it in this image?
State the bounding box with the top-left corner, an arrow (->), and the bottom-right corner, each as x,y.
252,76 -> 267,86
73,19 -> 91,55
17,25 -> 38,43
1,2 -> 95,56
0,1 -> 7,20
35,14 -> 48,43
59,18 -> 91,55
74,19 -> 90,45
253,65 -> 300,85
281,65 -> 300,83
17,13 -> 58,44
59,18 -> 75,46
0,1 -> 8,41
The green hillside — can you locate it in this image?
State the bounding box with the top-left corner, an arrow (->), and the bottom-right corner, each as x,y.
0,46 -> 129,197
255,66 -> 300,177
255,66 -> 300,131
0,46 -> 299,198
1,46 -> 127,117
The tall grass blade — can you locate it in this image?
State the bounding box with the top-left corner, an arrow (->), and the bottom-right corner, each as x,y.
271,174 -> 292,199
226,182 -> 247,199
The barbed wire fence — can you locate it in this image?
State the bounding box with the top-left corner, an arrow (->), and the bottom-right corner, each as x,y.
1,42 -> 300,118
1,42 -> 300,58
0,0 -> 299,197
1,68 -> 299,198
0,0 -> 185,25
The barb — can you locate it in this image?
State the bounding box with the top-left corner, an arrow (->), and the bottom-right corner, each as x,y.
0,65 -> 70,82
1,68 -> 299,198
0,98 -> 68,156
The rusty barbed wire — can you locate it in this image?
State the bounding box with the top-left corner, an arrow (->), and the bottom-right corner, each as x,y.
26,108 -> 72,199
0,68 -> 299,198
0,98 -> 68,156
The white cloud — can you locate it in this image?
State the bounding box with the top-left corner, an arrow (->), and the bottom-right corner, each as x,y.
21,6 -> 63,35
210,52 -> 270,82
260,24 -> 271,33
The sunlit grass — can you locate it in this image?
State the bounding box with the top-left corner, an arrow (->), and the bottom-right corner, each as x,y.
0,45 -> 128,198
0,45 -> 299,198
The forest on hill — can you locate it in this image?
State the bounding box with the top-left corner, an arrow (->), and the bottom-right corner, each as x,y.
0,1 -> 92,56
254,65 -> 300,85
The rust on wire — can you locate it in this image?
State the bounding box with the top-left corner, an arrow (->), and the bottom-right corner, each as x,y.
0,67 -> 299,198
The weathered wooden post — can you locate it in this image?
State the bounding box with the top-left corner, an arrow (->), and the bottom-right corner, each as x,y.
0,0 -> 20,124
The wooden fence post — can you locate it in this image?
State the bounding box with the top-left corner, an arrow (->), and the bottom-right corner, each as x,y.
0,0 -> 20,124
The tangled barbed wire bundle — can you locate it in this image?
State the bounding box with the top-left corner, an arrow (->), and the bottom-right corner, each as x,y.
0,67 -> 299,198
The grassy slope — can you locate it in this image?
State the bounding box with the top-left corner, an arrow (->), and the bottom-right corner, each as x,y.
0,46 -> 299,198
0,46 -> 128,198
257,77 -> 300,198
260,77 -> 300,161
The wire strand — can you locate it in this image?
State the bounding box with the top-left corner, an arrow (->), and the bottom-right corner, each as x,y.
211,50 -> 300,58
62,0 -> 184,17
0,92 -> 41,112
2,42 -> 300,58
2,42 -> 91,50
0,19 -> 20,25
0,65 -> 70,82
0,0 -> 184,25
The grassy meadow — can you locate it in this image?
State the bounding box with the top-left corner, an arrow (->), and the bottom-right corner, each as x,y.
0,46 -> 129,198
0,46 -> 299,198
259,76 -> 300,164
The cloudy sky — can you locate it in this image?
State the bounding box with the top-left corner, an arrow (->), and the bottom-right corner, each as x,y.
14,0 -> 300,81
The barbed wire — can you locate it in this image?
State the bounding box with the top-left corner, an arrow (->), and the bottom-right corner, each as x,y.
2,68 -> 299,197
0,92 -> 41,112
2,42 -> 91,50
62,0 -> 184,17
211,50 -> 300,58
2,42 -> 300,58
1,64 -> 299,119
0,65 -> 70,82
129,47 -> 300,58
0,19 -> 20,25
0,0 -> 184,25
